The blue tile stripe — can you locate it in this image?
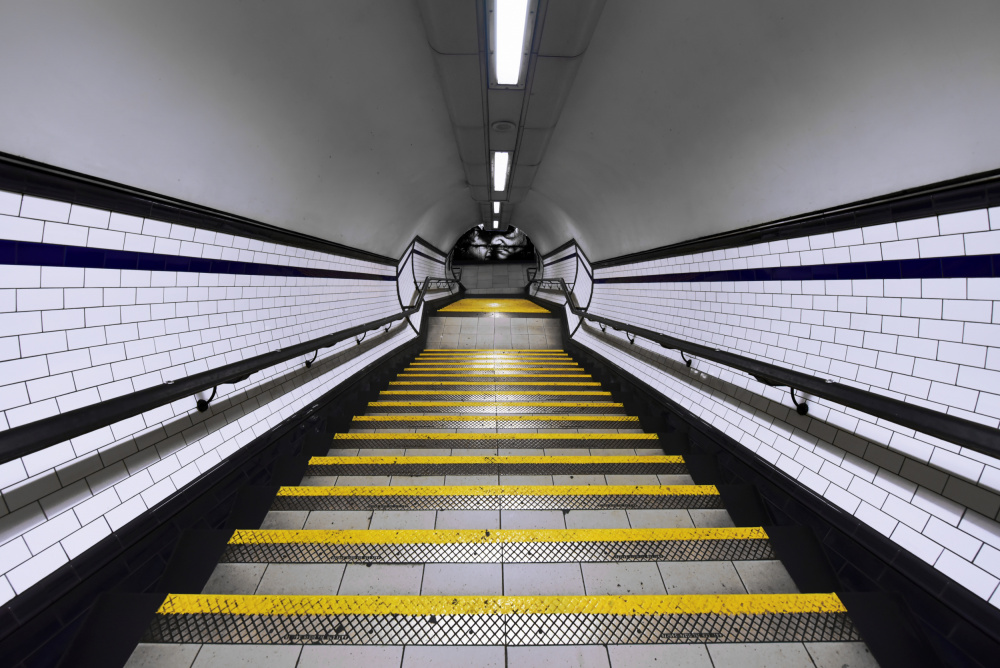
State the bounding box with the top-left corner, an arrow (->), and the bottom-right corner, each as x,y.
593,254 -> 1000,284
544,252 -> 577,267
0,239 -> 396,281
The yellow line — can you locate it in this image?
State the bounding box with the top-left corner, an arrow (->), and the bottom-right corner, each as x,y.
229,527 -> 768,546
410,362 -> 580,366
277,485 -> 718,497
389,381 -> 601,387
309,455 -> 683,465
157,593 -> 847,616
381,391 -> 612,396
425,349 -> 565,352
352,415 -> 638,422
367,401 -> 623,408
397,374 -> 592,378
405,367 -> 585,372
333,432 -> 657,440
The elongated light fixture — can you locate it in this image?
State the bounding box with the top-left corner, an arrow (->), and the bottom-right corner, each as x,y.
493,219 -> 499,229
493,202 -> 501,214
495,0 -> 530,85
493,151 -> 509,191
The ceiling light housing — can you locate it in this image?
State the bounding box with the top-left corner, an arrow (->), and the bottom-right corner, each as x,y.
489,0 -> 536,88
493,202 -> 501,214
493,220 -> 499,229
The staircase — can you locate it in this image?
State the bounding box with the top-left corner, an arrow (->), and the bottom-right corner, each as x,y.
123,326 -> 880,666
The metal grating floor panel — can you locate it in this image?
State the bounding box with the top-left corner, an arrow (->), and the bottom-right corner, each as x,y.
330,434 -> 659,449
349,416 -> 641,429
220,528 -> 775,564
305,456 -> 687,477
270,485 -> 723,511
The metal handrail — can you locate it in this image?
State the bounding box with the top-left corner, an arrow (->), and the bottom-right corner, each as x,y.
0,277 -> 460,465
528,278 -> 1000,460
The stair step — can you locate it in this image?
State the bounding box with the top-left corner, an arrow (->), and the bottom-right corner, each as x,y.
331,432 -> 660,449
219,527 -> 775,563
365,401 -> 626,415
350,415 -> 640,429
142,593 -> 860,646
380,391 -> 612,401
391,381 -> 602,390
306,455 -> 686,476
270,484 -> 723,511
397,372 -> 594,379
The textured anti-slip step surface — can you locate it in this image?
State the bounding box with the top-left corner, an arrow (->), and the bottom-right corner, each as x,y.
331,432 -> 658,449
306,455 -> 686,476
270,484 -> 723,511
219,527 -> 775,564
365,401 -> 626,415
397,373 -> 593,379
350,415 -> 640,429
142,593 -> 860,646
402,368 -> 590,375
379,391 -> 612,401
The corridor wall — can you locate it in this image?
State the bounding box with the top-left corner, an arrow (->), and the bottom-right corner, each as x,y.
571,204 -> 1000,606
0,186 -> 420,604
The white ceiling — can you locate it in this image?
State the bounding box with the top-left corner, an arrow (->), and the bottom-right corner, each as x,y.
3,1 -> 1000,261
0,0 -> 475,258
522,0 -> 1000,259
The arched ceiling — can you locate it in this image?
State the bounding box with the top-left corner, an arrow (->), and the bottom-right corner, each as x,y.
3,1 -> 1000,261
523,0 -> 1000,259
0,0 -> 475,258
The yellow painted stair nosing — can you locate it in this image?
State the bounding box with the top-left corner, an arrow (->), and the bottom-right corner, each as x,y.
276,485 -> 719,497
228,527 -> 768,546
156,593 -> 847,616
367,401 -> 624,408
333,432 -> 657,440
351,415 -> 638,422
308,455 -> 684,465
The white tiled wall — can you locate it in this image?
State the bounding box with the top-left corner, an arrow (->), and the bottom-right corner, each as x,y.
535,244 -> 593,332
575,208 -> 1000,606
0,190 -> 419,604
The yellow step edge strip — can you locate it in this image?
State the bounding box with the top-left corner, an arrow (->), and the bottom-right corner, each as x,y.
417,352 -> 571,356
389,381 -> 602,387
424,348 -> 566,354
352,415 -> 638,422
404,368 -> 585,372
276,485 -> 718,497
397,374 -> 593,378
157,593 -> 847,616
333,432 -> 657,440
367,401 -> 624,408
229,527 -> 768,546
308,455 -> 684,465
381,390 -> 612,396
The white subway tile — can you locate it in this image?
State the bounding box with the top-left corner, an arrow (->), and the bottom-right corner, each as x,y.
68,205 -> 110,229
0,190 -> 21,216
964,230 -> 1000,256
944,300 -> 992,323
939,341 -> 987,367
912,358 -> 958,384
919,234 -> 964,258
935,550 -> 999,599
0,214 -> 43,242
896,216 -> 938,239
957,366 -> 1000,393
0,266 -> 41,289
891,523 -> 943,564
42,222 -> 88,246
940,209 -> 990,235
61,517 -> 111,559
23,511 -> 80,554
880,239 -> 919,261
855,501 -> 897,537
108,212 -> 144,233
20,196 -> 71,223
87,228 -> 125,250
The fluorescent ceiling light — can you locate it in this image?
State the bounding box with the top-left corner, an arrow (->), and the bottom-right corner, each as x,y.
493,220 -> 499,229
493,202 -> 501,214
493,151 -> 509,191
495,0 -> 530,85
